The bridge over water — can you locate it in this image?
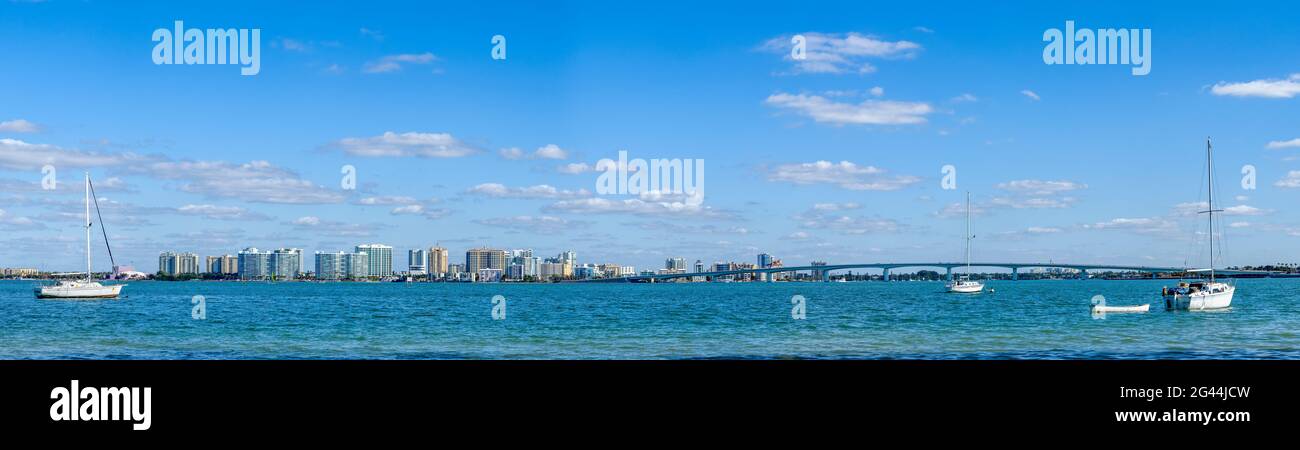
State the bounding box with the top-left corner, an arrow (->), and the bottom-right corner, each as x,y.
579,262 -> 1272,283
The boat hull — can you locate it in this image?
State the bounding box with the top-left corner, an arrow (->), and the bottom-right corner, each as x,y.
34,283 -> 124,299
1164,285 -> 1233,311
946,282 -> 984,293
1093,304 -> 1150,313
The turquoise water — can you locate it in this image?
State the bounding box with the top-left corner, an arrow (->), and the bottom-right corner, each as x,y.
1,278 -> 1298,359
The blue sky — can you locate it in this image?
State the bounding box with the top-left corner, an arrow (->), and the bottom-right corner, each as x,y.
2,0 -> 1300,273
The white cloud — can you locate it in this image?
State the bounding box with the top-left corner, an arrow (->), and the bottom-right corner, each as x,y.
557,162 -> 594,174
176,204 -> 270,221
765,92 -> 933,125
1173,202 -> 1270,216
1210,74 -> 1300,98
474,215 -> 586,233
951,93 -> 978,103
761,32 -> 921,74
501,144 -> 569,160
465,183 -> 591,199
1229,221 -> 1251,228
389,204 -> 451,219
913,26 -> 934,34
794,207 -> 904,234
1266,138 -> 1300,149
137,159 -> 344,204
1020,90 -> 1041,101
335,131 -> 478,158
0,208 -> 39,229
292,216 -> 321,226
544,197 -> 725,218
768,160 -> 920,191
0,138 -> 149,170
1278,171 -> 1300,188
869,86 -> 885,97
362,52 -> 437,73
0,119 -> 40,133
355,195 -> 419,205
996,179 -> 1087,195
1025,226 -> 1063,234
1083,217 -> 1178,234
812,202 -> 861,211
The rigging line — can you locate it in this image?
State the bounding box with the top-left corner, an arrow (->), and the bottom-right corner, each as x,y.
87,178 -> 116,268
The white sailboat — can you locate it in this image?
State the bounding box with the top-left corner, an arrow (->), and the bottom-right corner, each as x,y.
34,173 -> 125,299
1162,138 -> 1233,310
947,192 -> 984,293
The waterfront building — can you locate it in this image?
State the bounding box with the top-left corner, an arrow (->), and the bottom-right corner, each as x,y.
666,257 -> 686,272
506,263 -> 524,280
429,246 -> 449,276
314,252 -> 344,281
539,261 -> 565,280
2,267 -> 39,277
355,244 -> 393,277
466,247 -> 508,275
344,252 -> 369,279
237,247 -> 272,280
270,248 -> 303,280
758,253 -> 774,269
159,251 -> 199,276
408,249 -> 428,275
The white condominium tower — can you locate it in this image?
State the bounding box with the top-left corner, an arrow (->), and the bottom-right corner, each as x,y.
355,244 -> 393,277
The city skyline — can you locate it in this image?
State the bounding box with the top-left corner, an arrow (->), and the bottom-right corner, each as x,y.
4,1 -> 1300,274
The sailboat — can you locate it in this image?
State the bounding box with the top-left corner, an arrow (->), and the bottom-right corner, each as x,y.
34,173 -> 126,299
947,192 -> 984,293
1162,138 -> 1234,310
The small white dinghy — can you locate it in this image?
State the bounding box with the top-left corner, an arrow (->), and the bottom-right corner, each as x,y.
1092,304 -> 1150,313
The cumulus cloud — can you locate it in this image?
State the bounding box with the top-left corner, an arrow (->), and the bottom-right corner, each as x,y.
1266,138 -> 1300,149
1278,171 -> 1300,188
1210,74 -> 1300,98
767,160 -> 920,191
362,52 -> 437,73
500,144 -> 569,160
1020,90 -> 1041,101
465,183 -> 591,199
0,119 -> 40,133
176,204 -> 271,221
794,206 -> 904,235
473,215 -> 588,233
761,32 -> 921,74
0,138 -> 150,170
544,196 -> 727,218
389,204 -> 451,219
135,159 -> 344,204
1173,202 -> 1270,216
1083,217 -> 1178,235
765,92 -> 933,125
996,179 -> 1087,195
335,131 -> 478,158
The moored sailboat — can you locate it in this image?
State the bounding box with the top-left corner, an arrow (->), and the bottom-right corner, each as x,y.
947,192 -> 984,293
1162,138 -> 1233,310
34,173 -> 125,299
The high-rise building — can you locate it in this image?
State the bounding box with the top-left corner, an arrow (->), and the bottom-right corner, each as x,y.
159,252 -> 198,275
355,244 -> 393,277
238,247 -> 271,280
314,251 -> 345,281
429,246 -> 449,276
408,249 -> 428,275
344,252 -> 369,279
466,248 -> 508,275
666,257 -> 686,272
270,248 -> 303,280
219,254 -> 238,274
758,253 -> 774,268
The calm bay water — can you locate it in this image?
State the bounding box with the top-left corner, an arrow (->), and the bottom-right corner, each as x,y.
2,278 -> 1298,359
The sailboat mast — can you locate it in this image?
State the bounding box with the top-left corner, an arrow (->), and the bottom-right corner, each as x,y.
965,191 -> 972,275
1207,138 -> 1215,283
85,172 -> 92,282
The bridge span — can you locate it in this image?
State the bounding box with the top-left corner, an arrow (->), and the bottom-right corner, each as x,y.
579,262 -> 1272,283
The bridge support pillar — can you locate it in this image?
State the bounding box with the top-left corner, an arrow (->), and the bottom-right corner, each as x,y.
1012,267 -> 1018,281
946,267 -> 953,281
882,268 -> 890,282
1077,269 -> 1087,280
1152,272 -> 1157,279
766,272 -> 774,283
